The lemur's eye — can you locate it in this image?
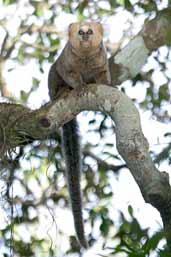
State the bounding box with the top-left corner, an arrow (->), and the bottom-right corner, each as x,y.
78,30 -> 84,35
87,29 -> 93,35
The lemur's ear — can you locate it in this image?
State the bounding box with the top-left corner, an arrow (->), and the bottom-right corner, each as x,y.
68,22 -> 79,37
91,22 -> 103,36
68,23 -> 74,29
68,23 -> 74,37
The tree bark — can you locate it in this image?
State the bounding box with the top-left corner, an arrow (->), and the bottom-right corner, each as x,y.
109,8 -> 171,84
0,85 -> 171,249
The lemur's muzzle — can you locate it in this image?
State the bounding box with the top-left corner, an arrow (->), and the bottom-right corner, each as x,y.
82,33 -> 89,41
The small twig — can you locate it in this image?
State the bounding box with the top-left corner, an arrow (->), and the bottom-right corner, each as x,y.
4,44 -> 16,59
0,31 -> 9,56
20,40 -> 59,52
18,25 -> 59,35
84,149 -> 126,173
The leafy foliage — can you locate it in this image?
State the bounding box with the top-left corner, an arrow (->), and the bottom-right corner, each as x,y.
108,208 -> 168,257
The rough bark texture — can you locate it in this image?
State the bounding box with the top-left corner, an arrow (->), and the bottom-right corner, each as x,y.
0,86 -> 171,249
0,7 -> 171,250
109,8 -> 171,85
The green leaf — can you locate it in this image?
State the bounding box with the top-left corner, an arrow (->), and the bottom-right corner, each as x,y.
124,0 -> 132,10
128,205 -> 134,216
117,0 -> 124,5
159,248 -> 171,257
18,47 -> 25,63
100,216 -> 113,236
158,84 -> 170,101
3,0 -> 16,5
109,0 -> 116,9
138,2 -> 157,12
143,231 -> 164,253
32,77 -> 40,90
76,0 -> 88,15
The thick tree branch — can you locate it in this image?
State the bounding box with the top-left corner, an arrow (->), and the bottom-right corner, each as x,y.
109,8 -> 171,85
0,84 -> 171,249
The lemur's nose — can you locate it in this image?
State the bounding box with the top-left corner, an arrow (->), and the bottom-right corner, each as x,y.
82,33 -> 89,41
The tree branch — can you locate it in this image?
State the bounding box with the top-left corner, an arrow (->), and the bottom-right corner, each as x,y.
109,8 -> 171,85
18,25 -> 59,35
0,31 -> 9,56
83,149 -> 126,173
0,84 -> 170,249
0,59 -> 12,97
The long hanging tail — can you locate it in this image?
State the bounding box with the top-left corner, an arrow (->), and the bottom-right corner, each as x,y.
62,118 -> 88,248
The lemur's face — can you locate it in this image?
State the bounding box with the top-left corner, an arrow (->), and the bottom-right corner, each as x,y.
78,25 -> 94,42
68,22 -> 103,50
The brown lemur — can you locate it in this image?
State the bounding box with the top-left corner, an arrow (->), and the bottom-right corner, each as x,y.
48,21 -> 111,248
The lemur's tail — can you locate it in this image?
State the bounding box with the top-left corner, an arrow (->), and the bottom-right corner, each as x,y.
62,118 -> 88,249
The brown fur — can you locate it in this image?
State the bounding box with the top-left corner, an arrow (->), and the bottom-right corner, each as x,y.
48,21 -> 111,99
48,22 -> 111,248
